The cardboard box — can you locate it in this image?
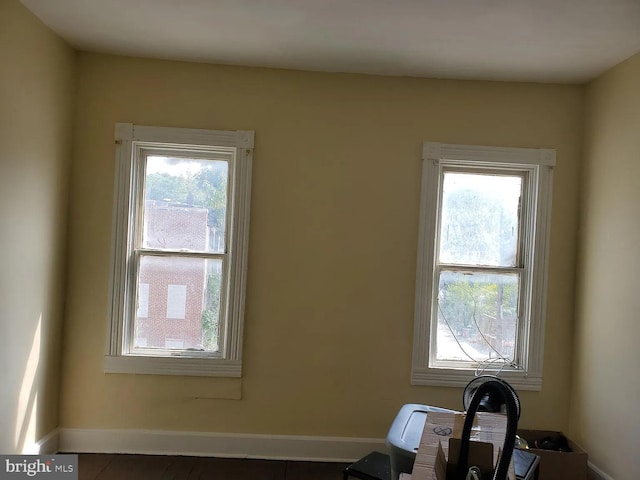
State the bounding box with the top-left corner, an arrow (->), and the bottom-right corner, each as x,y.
411,411 -> 515,480
439,437 -> 503,480
517,430 -> 588,480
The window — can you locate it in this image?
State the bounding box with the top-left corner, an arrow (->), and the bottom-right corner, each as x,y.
166,284 -> 187,319
137,283 -> 149,318
105,124 -> 254,377
412,142 -> 555,390
164,339 -> 185,349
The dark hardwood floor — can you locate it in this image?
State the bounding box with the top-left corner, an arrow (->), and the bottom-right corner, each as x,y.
78,454 -> 350,479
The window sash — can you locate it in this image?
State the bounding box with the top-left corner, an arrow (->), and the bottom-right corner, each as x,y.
120,144 -> 235,358
125,250 -> 229,358
430,164 -> 530,370
429,266 -> 524,370
437,166 -> 528,269
137,147 -> 234,255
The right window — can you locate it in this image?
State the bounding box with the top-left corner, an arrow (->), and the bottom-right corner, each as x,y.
412,143 -> 556,390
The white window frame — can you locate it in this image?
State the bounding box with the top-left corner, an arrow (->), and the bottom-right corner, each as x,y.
412,142 -> 555,391
105,124 -> 254,377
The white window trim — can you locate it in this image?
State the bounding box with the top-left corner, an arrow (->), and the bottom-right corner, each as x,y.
412,142 -> 555,391
105,124 -> 254,377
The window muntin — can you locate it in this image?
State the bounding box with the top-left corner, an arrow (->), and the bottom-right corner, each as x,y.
106,124 -> 253,377
412,142 -> 555,390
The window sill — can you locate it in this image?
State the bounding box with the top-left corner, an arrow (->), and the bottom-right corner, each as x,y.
104,355 -> 242,377
411,367 -> 541,391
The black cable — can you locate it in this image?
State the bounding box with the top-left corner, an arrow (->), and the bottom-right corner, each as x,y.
455,378 -> 519,480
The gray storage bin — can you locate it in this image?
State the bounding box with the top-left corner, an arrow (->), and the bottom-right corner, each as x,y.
385,403 -> 457,480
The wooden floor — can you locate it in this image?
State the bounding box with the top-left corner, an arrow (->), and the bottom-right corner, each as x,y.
78,454 -> 350,480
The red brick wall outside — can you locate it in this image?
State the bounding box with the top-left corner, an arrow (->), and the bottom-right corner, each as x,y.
136,202 -> 209,350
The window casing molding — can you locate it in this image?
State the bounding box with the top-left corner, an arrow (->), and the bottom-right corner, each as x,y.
105,124 -> 254,377
412,142 -> 555,391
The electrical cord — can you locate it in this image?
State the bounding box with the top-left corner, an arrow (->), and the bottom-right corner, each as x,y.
438,301 -> 479,364
437,299 -> 523,376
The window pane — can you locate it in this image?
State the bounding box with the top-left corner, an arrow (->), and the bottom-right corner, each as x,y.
435,270 -> 519,364
166,284 -> 187,319
134,255 -> 222,352
439,172 -> 521,267
137,283 -> 149,318
143,156 -> 228,253
164,339 -> 184,349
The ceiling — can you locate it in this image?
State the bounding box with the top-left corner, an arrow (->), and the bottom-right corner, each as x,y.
20,0 -> 640,84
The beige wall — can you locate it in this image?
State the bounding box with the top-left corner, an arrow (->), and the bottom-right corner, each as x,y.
60,52 -> 583,437
571,52 -> 640,478
0,0 -> 75,453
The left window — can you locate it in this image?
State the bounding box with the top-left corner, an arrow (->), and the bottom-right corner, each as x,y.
105,124 -> 254,377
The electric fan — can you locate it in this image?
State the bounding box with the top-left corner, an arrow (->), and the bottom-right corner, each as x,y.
462,375 -> 521,419
456,376 -> 521,480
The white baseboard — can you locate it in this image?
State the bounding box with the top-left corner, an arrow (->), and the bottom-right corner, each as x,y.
22,428 -> 60,454
58,428 -> 386,463
588,461 -> 614,480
